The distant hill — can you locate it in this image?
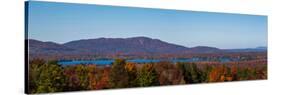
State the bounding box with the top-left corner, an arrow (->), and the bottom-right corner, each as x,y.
63,37 -> 189,54
27,37 -> 266,59
28,39 -> 77,55
224,46 -> 267,53
186,46 -> 221,53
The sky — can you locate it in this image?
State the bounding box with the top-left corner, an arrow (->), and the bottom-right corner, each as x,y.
27,1 -> 267,49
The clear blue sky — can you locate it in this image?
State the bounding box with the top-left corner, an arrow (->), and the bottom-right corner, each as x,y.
27,1 -> 267,49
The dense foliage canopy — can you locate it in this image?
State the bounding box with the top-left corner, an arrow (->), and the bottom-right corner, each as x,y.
28,58 -> 267,94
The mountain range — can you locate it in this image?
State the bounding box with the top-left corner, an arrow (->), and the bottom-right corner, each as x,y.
28,37 -> 267,58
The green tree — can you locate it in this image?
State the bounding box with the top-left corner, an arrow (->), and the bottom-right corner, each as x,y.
136,64 -> 159,87
109,59 -> 129,88
28,59 -> 45,93
177,63 -> 204,83
29,60 -> 66,93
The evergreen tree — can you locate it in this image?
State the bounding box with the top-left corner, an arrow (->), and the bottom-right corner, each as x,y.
109,59 -> 129,88
136,64 -> 159,87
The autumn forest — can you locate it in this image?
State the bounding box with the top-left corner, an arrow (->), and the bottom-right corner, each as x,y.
28,53 -> 267,93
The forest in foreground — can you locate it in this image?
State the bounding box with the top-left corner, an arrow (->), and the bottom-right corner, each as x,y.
27,58 -> 267,94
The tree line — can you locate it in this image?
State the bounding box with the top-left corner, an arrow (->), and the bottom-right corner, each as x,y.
28,58 -> 267,94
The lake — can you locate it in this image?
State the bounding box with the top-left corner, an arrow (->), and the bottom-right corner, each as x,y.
58,57 -> 236,65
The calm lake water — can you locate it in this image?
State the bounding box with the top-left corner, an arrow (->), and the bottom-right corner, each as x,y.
58,58 -> 237,65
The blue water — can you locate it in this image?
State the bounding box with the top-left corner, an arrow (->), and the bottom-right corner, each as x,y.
58,58 -> 235,65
